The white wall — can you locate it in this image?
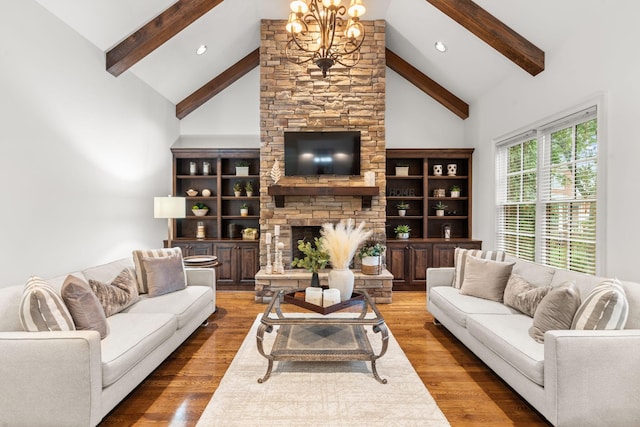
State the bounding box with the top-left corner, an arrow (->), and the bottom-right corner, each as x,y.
179,66 -> 466,149
466,2 -> 640,280
0,1 -> 179,286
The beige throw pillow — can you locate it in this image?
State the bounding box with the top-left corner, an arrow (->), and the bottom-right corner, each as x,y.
61,275 -> 109,339
529,282 -> 581,343
453,248 -> 506,289
572,278 -> 629,330
503,274 -> 551,317
459,256 -> 515,302
88,268 -> 139,317
19,276 -> 75,332
132,248 -> 183,293
142,254 -> 187,297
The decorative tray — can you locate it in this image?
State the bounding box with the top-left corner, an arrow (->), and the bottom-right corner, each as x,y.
283,290 -> 365,315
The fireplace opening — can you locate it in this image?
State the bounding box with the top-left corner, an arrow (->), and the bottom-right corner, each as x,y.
290,226 -> 322,262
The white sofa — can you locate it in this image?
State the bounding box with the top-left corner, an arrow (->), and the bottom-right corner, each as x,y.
427,255 -> 640,427
0,257 -> 216,427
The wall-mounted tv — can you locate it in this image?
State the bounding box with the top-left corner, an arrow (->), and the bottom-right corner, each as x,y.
284,131 -> 361,176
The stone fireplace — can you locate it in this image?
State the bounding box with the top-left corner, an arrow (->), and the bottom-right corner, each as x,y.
259,19 -> 387,268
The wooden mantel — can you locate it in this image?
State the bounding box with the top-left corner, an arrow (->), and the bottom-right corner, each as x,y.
267,186 -> 379,209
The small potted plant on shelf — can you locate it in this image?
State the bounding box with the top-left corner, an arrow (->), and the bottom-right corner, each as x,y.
358,238 -> 386,275
233,181 -> 242,197
235,160 -> 250,176
434,201 -> 447,217
396,201 -> 409,217
394,224 -> 411,239
395,162 -> 409,176
240,202 -> 249,217
245,181 -> 253,197
450,185 -> 461,198
291,237 -> 330,287
192,202 -> 209,217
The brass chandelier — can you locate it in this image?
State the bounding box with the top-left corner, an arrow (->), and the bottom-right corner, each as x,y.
285,0 -> 367,77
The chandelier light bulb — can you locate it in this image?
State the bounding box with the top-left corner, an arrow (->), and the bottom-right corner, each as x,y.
322,0 -> 342,8
348,0 -> 366,18
286,12 -> 303,34
346,19 -> 362,39
290,0 -> 309,14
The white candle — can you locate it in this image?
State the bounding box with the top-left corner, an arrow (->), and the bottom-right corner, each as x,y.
265,232 -> 272,244
322,288 -> 341,307
274,225 -> 280,236
305,287 -> 323,306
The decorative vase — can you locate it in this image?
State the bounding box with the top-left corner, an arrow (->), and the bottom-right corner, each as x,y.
398,209 -> 406,217
436,209 -> 445,217
246,191 -> 253,197
310,271 -> 320,288
397,232 -> 409,239
328,268 -> 355,302
240,208 -> 248,217
450,190 -> 460,198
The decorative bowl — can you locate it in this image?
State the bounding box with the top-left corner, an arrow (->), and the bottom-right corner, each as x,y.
192,209 -> 209,217
186,189 -> 198,197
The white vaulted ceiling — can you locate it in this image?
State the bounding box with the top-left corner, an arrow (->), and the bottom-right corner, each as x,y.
34,0 -> 603,111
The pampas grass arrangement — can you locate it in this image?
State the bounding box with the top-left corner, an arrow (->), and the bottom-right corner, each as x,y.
320,219 -> 372,269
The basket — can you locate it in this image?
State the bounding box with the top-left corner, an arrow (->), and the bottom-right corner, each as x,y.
361,256 -> 382,275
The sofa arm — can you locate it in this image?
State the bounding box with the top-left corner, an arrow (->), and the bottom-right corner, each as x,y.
186,267 -> 216,288
0,330 -> 103,427
426,267 -> 454,292
545,329 -> 640,427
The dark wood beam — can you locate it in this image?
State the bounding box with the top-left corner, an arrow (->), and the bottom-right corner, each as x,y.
386,49 -> 469,119
106,0 -> 224,77
176,48 -> 260,119
425,0 -> 544,76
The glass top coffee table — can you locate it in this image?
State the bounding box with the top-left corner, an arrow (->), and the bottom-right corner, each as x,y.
256,289 -> 389,384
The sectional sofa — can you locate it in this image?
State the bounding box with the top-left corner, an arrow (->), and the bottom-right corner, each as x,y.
0,250 -> 216,427
427,253 -> 640,427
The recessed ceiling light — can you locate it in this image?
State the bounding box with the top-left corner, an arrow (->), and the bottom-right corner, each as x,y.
196,45 -> 208,55
434,41 -> 447,53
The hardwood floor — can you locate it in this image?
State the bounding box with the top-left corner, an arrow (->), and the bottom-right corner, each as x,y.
99,291 -> 550,426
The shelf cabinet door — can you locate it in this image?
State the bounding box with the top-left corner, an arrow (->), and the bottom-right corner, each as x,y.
386,242 -> 408,286
408,243 -> 431,287
238,244 -> 259,284
386,242 -> 432,291
432,242 -> 482,268
213,242 -> 259,288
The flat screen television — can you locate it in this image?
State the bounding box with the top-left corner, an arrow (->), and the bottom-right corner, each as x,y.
284,131 -> 361,176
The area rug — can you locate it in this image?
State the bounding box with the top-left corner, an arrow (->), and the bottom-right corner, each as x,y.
196,314 -> 450,427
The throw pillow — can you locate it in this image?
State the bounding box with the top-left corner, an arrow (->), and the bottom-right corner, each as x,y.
61,275 -> 109,339
453,248 -> 506,289
142,254 -> 187,297
572,278 -> 629,330
132,248 -> 183,293
529,282 -> 581,343
88,268 -> 139,317
459,256 -> 515,302
19,276 -> 75,332
503,274 -> 552,317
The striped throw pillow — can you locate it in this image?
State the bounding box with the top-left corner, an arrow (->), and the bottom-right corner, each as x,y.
132,248 -> 183,293
453,248 -> 505,289
19,276 -> 75,332
571,279 -> 629,330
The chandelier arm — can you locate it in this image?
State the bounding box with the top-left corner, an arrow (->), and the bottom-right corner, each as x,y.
286,39 -> 318,65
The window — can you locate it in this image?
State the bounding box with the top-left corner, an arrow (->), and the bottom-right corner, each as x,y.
496,107 -> 599,274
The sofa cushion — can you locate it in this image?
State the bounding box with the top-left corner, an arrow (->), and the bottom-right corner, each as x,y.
618,279 -> 640,329
19,277 -> 75,332
142,255 -> 187,297
101,312 -> 177,387
0,285 -> 25,332
503,274 -> 551,317
572,279 -> 628,330
505,256 -> 557,288
88,268 -> 139,317
81,258 -> 136,288
453,248 -> 505,289
132,248 -> 183,294
467,314 -> 545,386
459,256 -> 515,302
123,285 -> 213,329
61,275 -> 109,339
429,286 -> 519,328
529,282 -> 581,343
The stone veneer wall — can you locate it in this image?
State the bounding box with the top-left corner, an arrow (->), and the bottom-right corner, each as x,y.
259,19 -> 386,267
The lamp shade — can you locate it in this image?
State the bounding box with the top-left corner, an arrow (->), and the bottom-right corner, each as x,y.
154,196 -> 186,219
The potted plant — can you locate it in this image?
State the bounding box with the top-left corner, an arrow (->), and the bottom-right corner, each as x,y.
395,162 -> 409,176
233,181 -> 242,197
450,185 -> 461,198
358,238 -> 386,275
192,202 -> 209,217
240,202 -> 249,217
235,160 -> 250,176
291,237 -> 330,287
245,181 -> 253,197
396,201 -> 409,216
434,201 -> 447,217
394,224 -> 411,239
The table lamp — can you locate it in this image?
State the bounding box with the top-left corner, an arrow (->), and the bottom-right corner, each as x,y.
154,195 -> 186,248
